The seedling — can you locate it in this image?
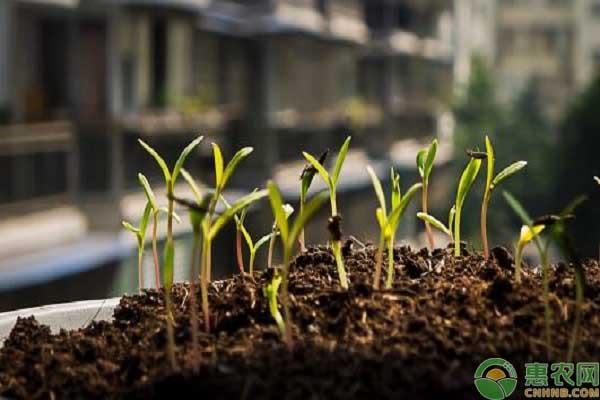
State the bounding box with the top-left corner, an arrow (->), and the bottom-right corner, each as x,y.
299,149 -> 328,251
263,271 -> 285,335
453,156 -> 482,256
122,201 -> 152,293
221,194 -> 251,275
267,181 -> 327,347
366,165 -> 422,289
303,136 -> 351,289
416,211 -> 453,241
416,139 -> 437,249
503,191 -> 584,360
266,204 -> 294,269
139,135 -> 203,370
479,136 -> 527,259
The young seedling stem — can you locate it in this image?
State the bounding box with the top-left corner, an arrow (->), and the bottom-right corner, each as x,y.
454,156 -> 482,256
303,137 -> 351,289
417,139 -> 437,249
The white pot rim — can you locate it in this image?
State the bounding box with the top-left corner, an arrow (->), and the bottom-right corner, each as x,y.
0,298 -> 121,345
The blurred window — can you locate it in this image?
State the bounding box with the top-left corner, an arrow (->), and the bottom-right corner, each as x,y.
591,1 -> 600,17
151,19 -> 167,108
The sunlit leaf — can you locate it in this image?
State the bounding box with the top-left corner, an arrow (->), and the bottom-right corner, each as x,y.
417,212 -> 452,238
375,207 -> 387,230
424,139 -> 437,181
212,143 -> 224,189
332,136 -> 351,185
172,135 -> 203,184
138,139 -> 171,183
122,220 -> 140,235
255,233 -> 275,252
241,224 -> 254,251
416,149 -> 426,178
492,161 -> 527,188
221,147 -> 253,190
267,181 -> 288,243
366,165 -> 386,215
387,183 -> 422,234
391,168 -> 401,210
138,173 -> 158,211
139,202 -> 152,239
456,158 -> 482,209
595,176 -> 600,186
484,136 -> 495,194
519,224 -> 545,245
448,205 -> 456,232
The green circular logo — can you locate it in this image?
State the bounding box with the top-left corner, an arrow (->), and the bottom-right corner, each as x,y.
474,358 -> 518,400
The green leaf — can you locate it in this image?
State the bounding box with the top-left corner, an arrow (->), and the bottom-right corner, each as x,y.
492,161 -> 527,188
138,139 -> 171,183
267,181 -> 289,243
172,135 -> 203,184
375,207 -> 387,230
209,189 -> 268,239
240,224 -> 254,251
331,136 -> 351,185
390,168 -> 401,210
474,379 -> 505,400
122,220 -> 140,235
456,158 -> 482,209
424,139 -> 437,181
139,202 -> 153,239
560,194 -> 587,217
366,165 -> 386,215
138,173 -> 158,211
221,147 -> 253,191
417,212 -> 452,238
302,152 -> 331,187
387,183 -> 422,234
416,149 -> 426,178
289,190 -> 328,247
484,135 -> 494,194
180,168 -> 203,204
255,233 -> 275,252
212,143 -> 224,189
163,239 -> 175,289
300,149 -> 328,202
502,190 -> 533,226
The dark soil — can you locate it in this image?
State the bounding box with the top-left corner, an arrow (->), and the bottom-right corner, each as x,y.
2,243 -> 600,399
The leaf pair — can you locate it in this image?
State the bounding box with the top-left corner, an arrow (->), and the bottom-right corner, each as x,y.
302,137 -> 351,210
212,144 -> 253,192
122,202 -> 153,248
483,136 -> 527,194
416,139 -> 437,185
366,165 -> 422,239
139,136 -> 204,189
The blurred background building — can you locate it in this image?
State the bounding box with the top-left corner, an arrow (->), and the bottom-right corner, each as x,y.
2,0 -> 600,311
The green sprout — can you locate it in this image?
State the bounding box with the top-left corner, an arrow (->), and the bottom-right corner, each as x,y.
122,201 -> 152,293
416,139 -> 437,249
416,210 -> 454,242
453,156 -> 482,256
266,204 -> 294,270
366,165 -> 422,289
299,149 -> 328,251
503,191 -> 584,360
139,135 -> 203,370
263,271 -> 285,336
302,136 -> 351,289
267,181 -> 327,348
480,136 -> 527,259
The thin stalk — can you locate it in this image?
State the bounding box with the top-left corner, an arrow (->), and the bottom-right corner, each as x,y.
249,250 -> 256,276
281,248 -> 293,349
481,194 -> 491,260
267,227 -> 276,269
188,233 -> 201,369
200,235 -> 211,332
514,243 -> 524,284
330,192 -> 348,289
152,213 -> 160,289
137,249 -> 144,293
164,287 -> 177,370
298,199 -> 306,252
373,232 -> 385,290
385,236 -> 394,289
567,266 -> 584,362
236,230 -> 244,275
454,207 -> 462,257
422,184 -> 434,249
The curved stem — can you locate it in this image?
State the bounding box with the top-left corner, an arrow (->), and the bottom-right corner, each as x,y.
332,240 -> 348,289
281,248 -> 293,349
385,236 -> 395,289
200,236 -> 211,333
422,183 -> 435,249
152,213 -> 160,289
373,233 -> 385,290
